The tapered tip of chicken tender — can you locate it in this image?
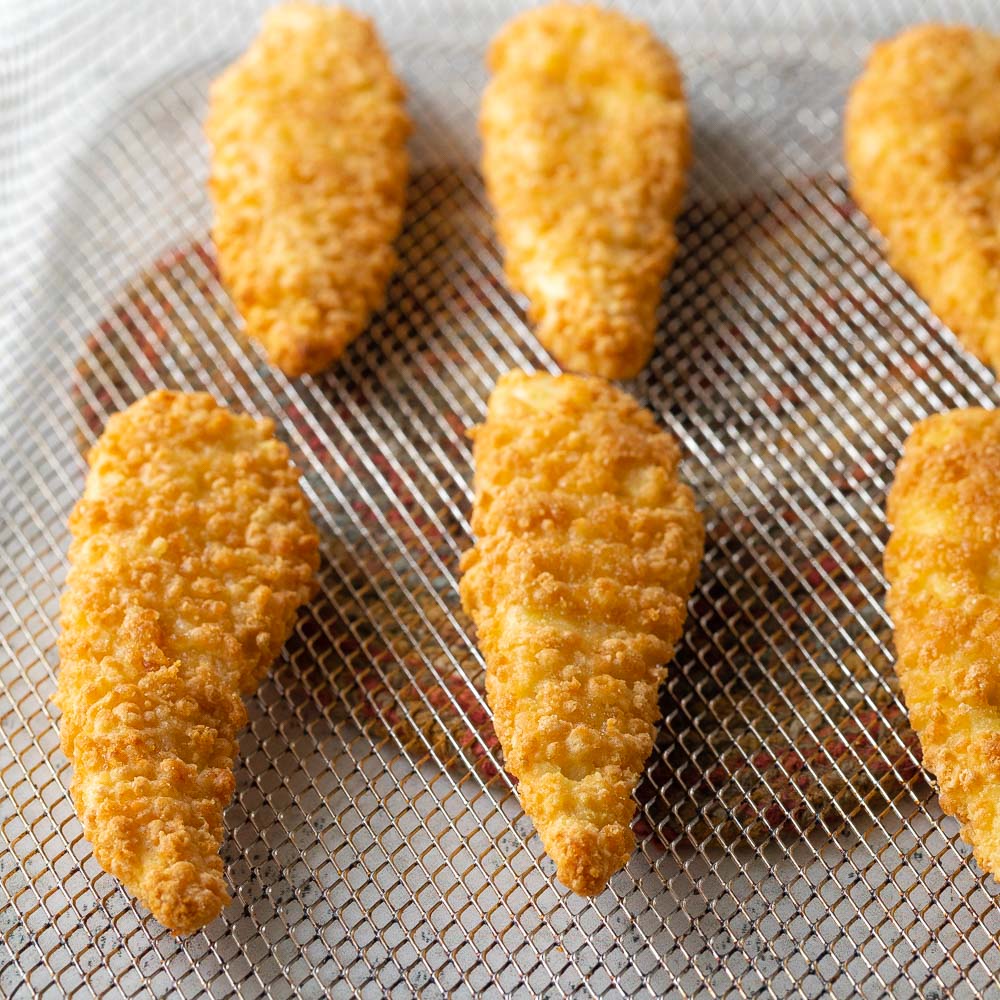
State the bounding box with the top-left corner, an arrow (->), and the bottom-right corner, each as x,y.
460,371 -> 704,894
845,24 -> 1000,371
885,408 -> 1000,881
206,2 -> 410,377
480,4 -> 689,379
56,390 -> 319,934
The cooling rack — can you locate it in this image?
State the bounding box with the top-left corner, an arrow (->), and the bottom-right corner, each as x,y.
2,1 -> 1000,997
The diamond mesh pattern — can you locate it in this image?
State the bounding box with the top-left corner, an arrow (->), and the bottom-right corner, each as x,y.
2,1 -> 1000,997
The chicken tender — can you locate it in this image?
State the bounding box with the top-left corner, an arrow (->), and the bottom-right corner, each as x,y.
845,25 -> 1000,371
206,2 -> 410,377
459,371 -> 704,894
885,409 -> 1000,880
480,4 -> 690,379
56,391 -> 319,934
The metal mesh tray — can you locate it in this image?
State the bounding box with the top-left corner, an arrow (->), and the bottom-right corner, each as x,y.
2,1 -> 1000,997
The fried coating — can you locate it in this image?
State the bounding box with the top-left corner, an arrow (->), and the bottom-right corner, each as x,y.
480,4 -> 689,379
459,372 -> 704,894
885,409 -> 1000,879
845,25 -> 1000,371
206,2 -> 410,377
56,391 -> 319,934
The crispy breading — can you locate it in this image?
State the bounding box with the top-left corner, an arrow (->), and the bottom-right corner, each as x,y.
845,25 -> 1000,371
56,391 -> 319,934
885,409 -> 1000,880
459,371 -> 704,894
479,4 -> 689,379
206,2 -> 410,377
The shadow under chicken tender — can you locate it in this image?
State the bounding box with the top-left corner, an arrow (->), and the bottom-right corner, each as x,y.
207,2 -> 410,377
845,25 -> 1000,371
56,391 -> 319,934
480,4 -> 689,379
460,372 -> 704,895
885,409 -> 1000,881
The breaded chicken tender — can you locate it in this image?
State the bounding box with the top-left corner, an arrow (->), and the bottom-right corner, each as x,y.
56,391 -> 319,934
480,4 -> 689,379
885,409 -> 1000,880
845,25 -> 1000,371
206,3 -> 410,377
459,372 -> 704,894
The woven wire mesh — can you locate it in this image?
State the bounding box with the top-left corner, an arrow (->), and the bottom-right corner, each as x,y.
2,0 -> 1000,997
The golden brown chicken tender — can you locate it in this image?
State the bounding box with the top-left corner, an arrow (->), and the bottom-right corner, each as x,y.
206,2 -> 410,377
460,372 -> 704,894
845,25 -> 1000,371
480,4 -> 689,379
885,409 -> 1000,880
56,391 -> 319,934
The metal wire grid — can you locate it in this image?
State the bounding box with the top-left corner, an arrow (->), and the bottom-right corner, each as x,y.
2,1 -> 1000,997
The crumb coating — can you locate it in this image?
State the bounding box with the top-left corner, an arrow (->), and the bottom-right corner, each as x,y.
885,409 -> 1000,880
480,3 -> 689,379
845,24 -> 1000,370
56,391 -> 319,933
460,371 -> 704,894
207,2 -> 410,376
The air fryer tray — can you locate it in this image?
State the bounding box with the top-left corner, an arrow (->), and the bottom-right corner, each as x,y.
2,1 -> 1000,997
